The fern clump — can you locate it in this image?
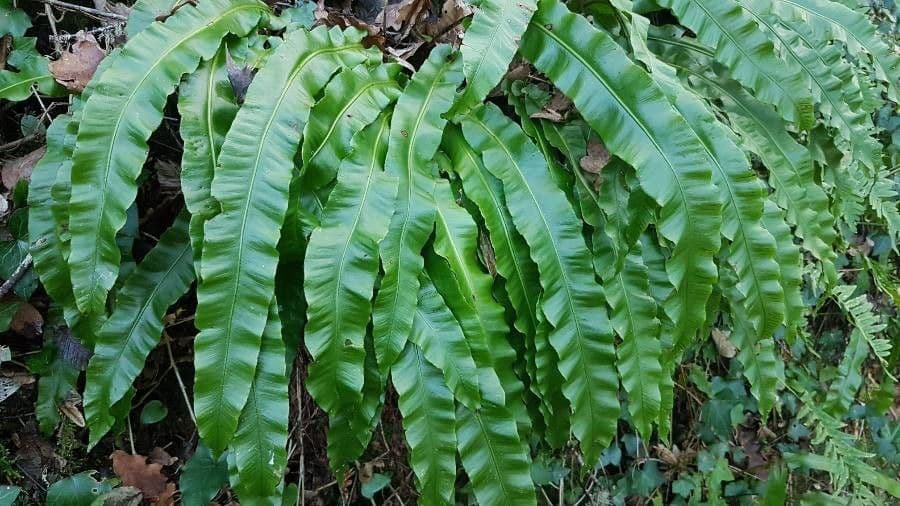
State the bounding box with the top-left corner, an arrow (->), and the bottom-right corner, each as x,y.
3,0 -> 896,502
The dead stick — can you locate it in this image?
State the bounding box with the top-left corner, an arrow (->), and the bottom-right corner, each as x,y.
0,254 -> 32,298
38,0 -> 128,21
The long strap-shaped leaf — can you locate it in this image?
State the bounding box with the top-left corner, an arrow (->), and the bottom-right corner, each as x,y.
300,63 -> 402,191
656,0 -> 814,128
83,212 -> 193,447
66,0 -> 266,315
125,0 -> 179,38
28,115 -> 78,319
609,249 -> 662,440
459,102 -> 617,463
455,0 -> 537,112
520,0 -> 721,352
428,180 -> 508,408
372,44 -> 464,374
304,114 -> 397,471
716,79 -> 837,266
229,302 -> 289,504
410,274 -> 483,409
194,26 -> 374,455
760,200 -> 804,336
391,341 -> 457,505
456,403 -> 537,505
650,66 -> 785,340
772,0 -> 900,102
177,44 -> 239,274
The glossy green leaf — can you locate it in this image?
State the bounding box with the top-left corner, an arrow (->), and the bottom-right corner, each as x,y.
66,0 -> 266,314
194,26 -> 373,455
84,212 -> 193,447
230,302 -> 289,504
391,341 -> 456,505
372,44 -> 464,374
303,114 -> 396,470
459,102 -> 618,463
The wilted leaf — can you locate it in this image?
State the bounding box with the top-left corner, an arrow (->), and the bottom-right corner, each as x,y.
60,390 -> 85,427
579,136 -> 610,175
155,160 -> 181,195
2,147 -> 45,190
111,450 -> 171,501
424,0 -> 472,39
10,302 -> 43,338
711,328 -> 737,359
48,32 -> 106,92
148,446 -> 177,467
99,486 -> 142,506
382,0 -> 429,32
531,92 -> 573,122
0,372 -> 34,403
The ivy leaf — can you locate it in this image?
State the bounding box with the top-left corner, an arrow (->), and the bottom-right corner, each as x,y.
45,472 -> 113,506
179,442 -> 228,506
361,473 -> 391,499
139,400 -> 168,424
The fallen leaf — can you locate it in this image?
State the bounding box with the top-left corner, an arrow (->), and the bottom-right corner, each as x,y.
100,486 -> 142,506
151,482 -> 177,506
49,32 -> 106,92
2,147 -> 45,190
60,390 -> 85,427
531,92 -> 573,122
382,0 -> 429,34
579,137 -> 610,175
224,47 -> 253,104
424,0 -> 472,38
155,160 -> 181,195
0,372 -> 34,403
148,447 -> 177,467
711,328 -> 737,359
10,302 -> 42,338
111,450 -> 171,501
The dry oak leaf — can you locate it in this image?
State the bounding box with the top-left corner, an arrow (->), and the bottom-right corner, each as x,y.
2,147 -> 45,190
49,32 -> 106,92
111,450 -> 172,501
579,137 -> 610,176
383,0 -> 430,31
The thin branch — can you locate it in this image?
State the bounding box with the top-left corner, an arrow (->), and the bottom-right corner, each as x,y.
165,335 -> 197,425
0,254 -> 32,298
38,0 -> 128,21
0,134 -> 37,152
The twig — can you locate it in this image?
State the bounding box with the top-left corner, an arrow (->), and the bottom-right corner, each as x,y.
44,3 -> 61,53
127,415 -> 137,454
49,23 -> 124,44
38,0 -> 128,21
0,134 -> 37,152
165,335 -> 197,425
0,254 -> 32,298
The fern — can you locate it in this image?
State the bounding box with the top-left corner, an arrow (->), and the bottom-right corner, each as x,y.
194,25 -> 375,455
66,0 -> 266,315
83,212 -> 193,447
372,44 -> 464,374
304,113 -> 396,471
459,101 -> 618,463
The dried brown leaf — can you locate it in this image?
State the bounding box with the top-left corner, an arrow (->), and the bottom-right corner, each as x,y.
60,390 -> 85,427
148,447 -> 177,467
579,137 -> 610,175
111,450 -> 171,500
530,92 -> 573,122
154,160 -> 181,195
425,0 -> 472,38
711,328 -> 737,359
10,302 -> 43,339
49,32 -> 106,92
2,147 -> 45,190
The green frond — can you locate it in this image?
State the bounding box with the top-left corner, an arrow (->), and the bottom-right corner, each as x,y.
66,0 -> 265,315
372,44 -> 464,375
125,0 -> 179,38
772,0 -> 900,102
392,342 -> 457,505
456,403 -> 537,505
609,249 -> 662,440
83,212 -> 193,447
760,200 -> 805,337
714,78 -> 837,266
177,44 -> 239,273
459,101 -> 618,463
428,180 -> 509,408
456,0 -> 537,113
410,274 -> 483,410
824,329 -> 867,416
300,63 -> 402,191
303,114 -> 397,471
657,0 -> 814,128
868,173 -> 900,244
229,302 -> 289,505
194,25 -> 373,456
833,285 -> 892,371
521,0 -> 721,353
